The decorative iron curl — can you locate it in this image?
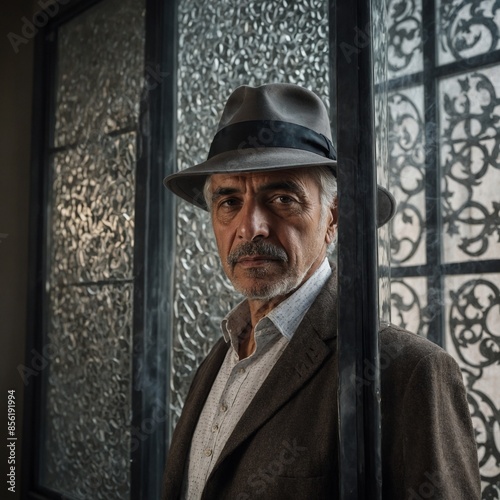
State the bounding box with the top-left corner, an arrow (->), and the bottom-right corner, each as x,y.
387,0 -> 422,74
441,72 -> 500,257
390,202 -> 425,263
461,370 -> 500,498
449,279 -> 500,497
449,278 -> 500,369
439,0 -> 500,62
390,279 -> 425,333
388,91 -> 426,264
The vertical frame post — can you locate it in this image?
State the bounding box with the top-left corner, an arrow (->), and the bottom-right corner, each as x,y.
421,0 -> 444,348
22,21 -> 57,500
335,0 -> 382,497
131,0 -> 177,498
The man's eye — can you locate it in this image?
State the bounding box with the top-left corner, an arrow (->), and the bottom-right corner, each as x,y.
274,195 -> 294,204
220,198 -> 239,207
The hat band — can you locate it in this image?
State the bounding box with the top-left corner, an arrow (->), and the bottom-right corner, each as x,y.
208,120 -> 337,161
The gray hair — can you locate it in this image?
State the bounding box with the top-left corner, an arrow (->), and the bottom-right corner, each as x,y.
309,165 -> 337,212
203,165 -> 337,213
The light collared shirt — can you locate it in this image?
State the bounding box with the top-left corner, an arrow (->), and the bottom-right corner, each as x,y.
182,258 -> 332,499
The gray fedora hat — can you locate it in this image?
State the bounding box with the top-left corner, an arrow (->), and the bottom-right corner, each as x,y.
164,83 -> 396,226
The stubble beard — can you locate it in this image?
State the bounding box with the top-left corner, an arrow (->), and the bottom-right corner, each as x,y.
229,262 -> 310,300
223,240 -> 300,300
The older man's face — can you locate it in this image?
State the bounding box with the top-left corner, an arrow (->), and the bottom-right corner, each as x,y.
208,168 -> 336,300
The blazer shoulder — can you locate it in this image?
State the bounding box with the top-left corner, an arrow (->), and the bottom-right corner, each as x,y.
378,322 -> 461,383
380,322 -> 448,357
379,324 -> 481,499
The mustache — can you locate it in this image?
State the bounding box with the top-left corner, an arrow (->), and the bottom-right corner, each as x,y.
227,241 -> 288,266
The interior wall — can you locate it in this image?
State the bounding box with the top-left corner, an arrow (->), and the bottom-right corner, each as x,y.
0,2 -> 36,498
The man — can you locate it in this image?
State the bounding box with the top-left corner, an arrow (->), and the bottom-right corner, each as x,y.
162,83 -> 481,499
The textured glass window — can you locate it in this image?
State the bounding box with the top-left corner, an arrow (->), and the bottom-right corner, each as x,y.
373,0 -> 392,321
172,0 -> 330,431
386,0 -> 500,495
41,0 -> 145,498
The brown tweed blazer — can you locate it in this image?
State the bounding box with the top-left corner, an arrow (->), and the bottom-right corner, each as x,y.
163,273 -> 481,499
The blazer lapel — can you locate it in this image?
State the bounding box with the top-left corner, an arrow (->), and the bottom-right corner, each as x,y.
210,270 -> 339,475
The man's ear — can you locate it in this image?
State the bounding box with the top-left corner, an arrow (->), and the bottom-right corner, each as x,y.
325,196 -> 338,244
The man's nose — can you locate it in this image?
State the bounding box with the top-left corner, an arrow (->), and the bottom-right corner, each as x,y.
237,201 -> 270,241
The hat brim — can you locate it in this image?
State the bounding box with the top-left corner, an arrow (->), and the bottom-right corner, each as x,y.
164,147 -> 396,227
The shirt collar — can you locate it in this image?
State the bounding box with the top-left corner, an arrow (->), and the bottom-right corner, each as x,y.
221,300 -> 251,345
267,258 -> 331,340
221,258 -> 332,344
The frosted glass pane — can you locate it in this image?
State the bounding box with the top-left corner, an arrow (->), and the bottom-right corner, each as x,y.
445,274 -> 500,494
387,0 -> 423,78
373,0 -> 391,320
437,0 -> 500,65
439,66 -> 500,263
42,283 -> 133,499
388,86 -> 427,267
54,0 -> 145,147
41,0 -> 145,497
50,133 -> 136,284
391,277 -> 429,337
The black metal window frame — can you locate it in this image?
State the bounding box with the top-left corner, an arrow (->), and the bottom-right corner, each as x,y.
334,0 -> 383,497
22,0 -> 177,498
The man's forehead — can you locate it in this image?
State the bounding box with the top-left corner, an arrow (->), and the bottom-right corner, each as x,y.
210,168 -> 313,187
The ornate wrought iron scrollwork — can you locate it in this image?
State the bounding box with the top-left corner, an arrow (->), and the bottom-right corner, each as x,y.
449,277 -> 500,496
439,0 -> 500,63
449,278 -> 500,368
390,278 -> 429,335
388,90 -> 426,265
386,4 -> 500,499
466,379 -> 500,500
387,0 -> 423,76
440,71 -> 500,259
